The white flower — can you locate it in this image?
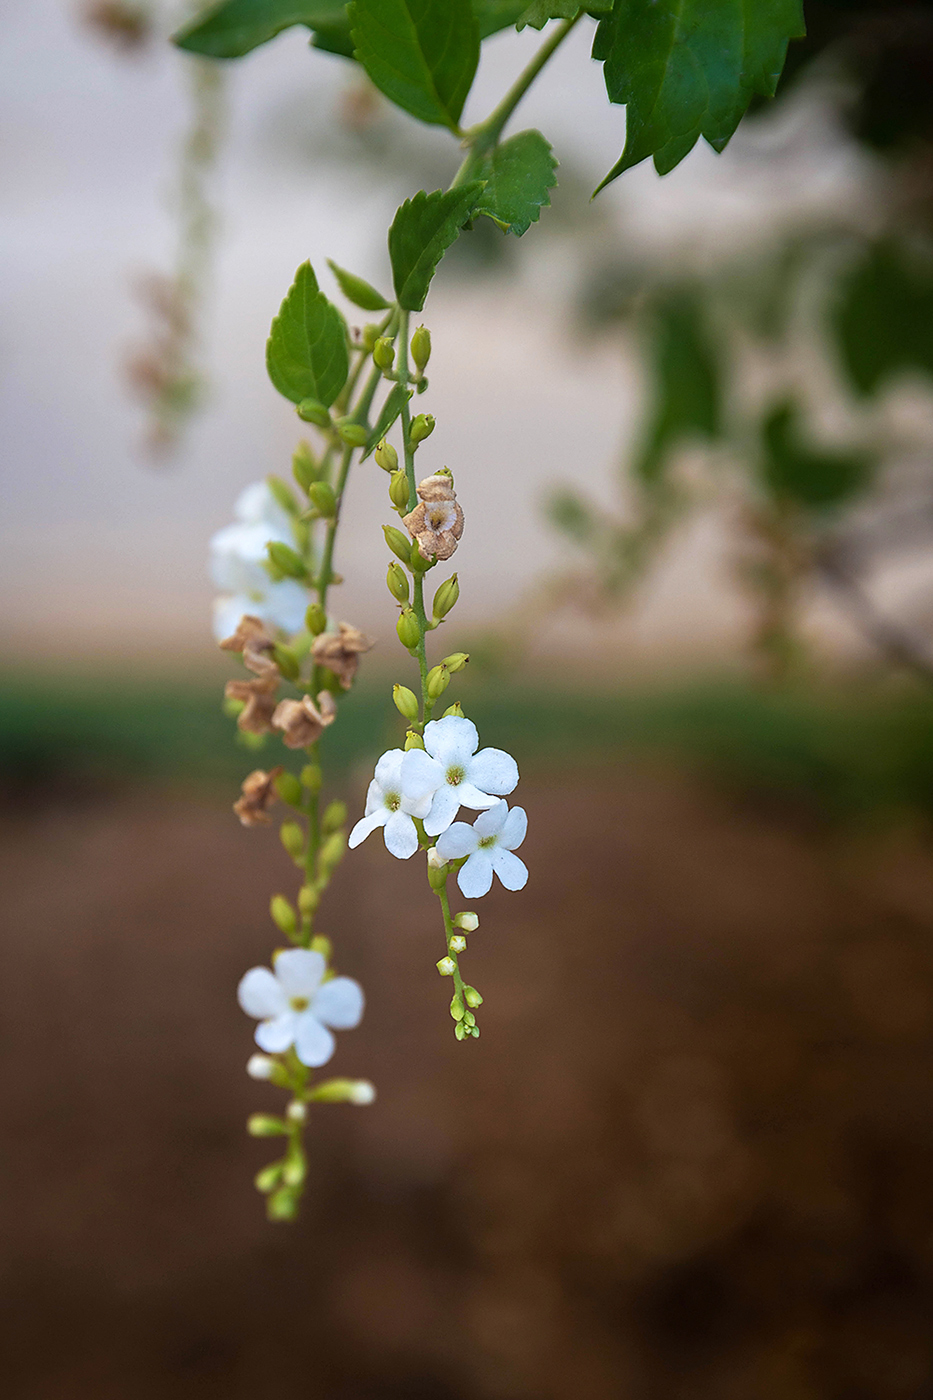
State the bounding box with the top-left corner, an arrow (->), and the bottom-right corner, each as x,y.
347,749 -> 432,859
434,800 -> 528,898
210,481 -> 307,641
400,715 -> 518,837
237,948 -> 364,1068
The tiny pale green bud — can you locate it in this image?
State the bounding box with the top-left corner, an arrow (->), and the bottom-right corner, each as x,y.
270,894 -> 297,937
319,830 -> 346,872
286,1100 -> 307,1124
386,561 -> 410,604
361,322 -> 380,352
296,398 -> 330,427
411,324 -> 431,373
388,469 -> 410,511
396,607 -> 421,650
308,481 -> 337,517
248,1114 -> 288,1137
437,956 -> 456,977
463,985 -> 483,1008
280,821 -> 305,862
310,1078 -> 376,1104
442,701 -> 464,719
266,474 -> 298,515
254,1162 -> 284,1193
393,684 -> 419,720
384,524 -> 412,562
272,644 -> 300,681
336,420 -> 369,448
301,761 -> 323,789
426,664 -> 450,700
454,1021 -> 467,1040
310,933 -> 332,958
374,439 -> 399,472
427,860 -> 448,891
267,1186 -> 300,1221
292,440 -> 319,490
373,336 -> 395,371
463,1010 -> 476,1028
410,413 -> 435,445
322,799 -> 347,833
432,574 -> 459,620
282,1154 -> 307,1188
298,885 -> 319,918
305,604 -> 326,637
404,729 -> 425,750
449,934 -> 467,953
450,993 -> 464,1021
267,541 -> 306,579
454,911 -> 479,931
442,652 -> 469,674
274,771 -> 303,807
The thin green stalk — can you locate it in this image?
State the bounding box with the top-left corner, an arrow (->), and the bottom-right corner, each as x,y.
436,876 -> 467,1007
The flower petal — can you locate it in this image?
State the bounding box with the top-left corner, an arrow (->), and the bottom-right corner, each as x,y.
348,809 -> 386,849
274,948 -> 326,998
456,850 -> 495,899
434,821 -> 479,862
472,800 -> 509,838
263,578 -> 309,634
400,748 -> 445,801
456,781 -> 500,812
294,1012 -> 335,1068
255,1011 -> 297,1053
238,966 -> 287,1020
314,976 -> 364,1029
374,748 -> 405,792
468,747 -> 518,796
500,804 -> 528,851
423,715 -> 478,766
383,810 -> 420,859
493,849 -> 528,891
212,594 -> 251,643
423,782 -> 463,837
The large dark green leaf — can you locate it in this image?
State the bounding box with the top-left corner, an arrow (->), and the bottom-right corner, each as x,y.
174,0 -> 347,57
388,184 -> 485,310
760,402 -> 875,510
267,262 -> 349,407
472,130 -> 558,235
834,240 -> 933,397
636,289 -> 721,480
472,0 -> 527,37
517,1 -> 610,31
593,0 -> 805,189
348,0 -> 479,130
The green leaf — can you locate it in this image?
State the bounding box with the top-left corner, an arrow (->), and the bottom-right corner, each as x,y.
517,2 -> 610,32
174,0 -> 347,58
348,0 -> 479,130
362,384 -> 414,458
388,183 -> 485,311
266,262 -> 349,407
472,0 -> 527,38
472,129 -> 557,236
593,0 -> 805,189
760,402 -> 875,510
834,240 -> 933,397
326,260 -> 391,311
636,289 -> 720,481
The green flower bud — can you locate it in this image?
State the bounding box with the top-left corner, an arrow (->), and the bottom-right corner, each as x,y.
409,539 -> 432,572
373,336 -> 395,371
292,441 -> 319,490
285,1101 -> 307,1124
396,607 -> 421,650
296,398 -> 330,427
449,993 -> 464,1021
442,701 -> 464,719
274,770 -> 303,808
310,1078 -> 376,1104
427,855 -> 448,890
454,911 -> 478,932
426,664 -> 450,700
247,1114 -> 288,1137
374,440 -> 398,473
300,761 -> 323,789
432,573 -> 459,620
384,524 -> 412,562
411,324 -> 431,373
463,1010 -> 476,1028
304,604 -> 326,637
280,821 -> 305,862
463,985 -> 483,1008
470,1025 -> 480,1038
270,894 -> 298,937
282,1152 -> 307,1188
298,885 -> 319,917
254,1162 -> 284,1193
449,934 -> 467,953
386,560 -> 410,604
436,956 -> 455,977
404,729 -> 425,750
310,933 -> 331,958
266,474 -> 298,515
388,469 -> 410,512
410,413 -> 435,445
441,651 -> 469,674
393,684 -> 419,720
267,540 -> 307,579
319,830 -> 345,873
336,419 -> 369,448
272,644 -> 301,681
454,1021 -> 467,1041
322,799 -> 347,833
361,323 -> 380,352
267,1186 -> 300,1221
308,481 -> 337,517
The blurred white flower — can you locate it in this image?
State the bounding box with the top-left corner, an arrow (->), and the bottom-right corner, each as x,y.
210,481 -> 306,641
237,948 -> 364,1068
400,716 -> 518,836
348,749 -> 432,859
435,800 -> 528,898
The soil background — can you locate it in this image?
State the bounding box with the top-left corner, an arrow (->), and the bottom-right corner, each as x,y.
4,770 -> 933,1399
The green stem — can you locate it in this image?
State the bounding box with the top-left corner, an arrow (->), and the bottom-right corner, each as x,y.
436,876 -> 467,1006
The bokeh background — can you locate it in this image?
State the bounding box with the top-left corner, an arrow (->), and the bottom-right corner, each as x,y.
6,3 -> 933,1397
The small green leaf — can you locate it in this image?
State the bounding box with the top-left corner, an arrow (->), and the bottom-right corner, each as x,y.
833,240 -> 933,397
760,402 -> 875,510
174,0 -> 347,58
472,129 -> 557,236
388,183 -> 485,311
362,384 -> 413,459
636,289 -> 721,481
267,262 -> 349,408
472,0 -> 527,38
593,0 -> 805,189
348,0 -> 479,130
326,259 -> 391,311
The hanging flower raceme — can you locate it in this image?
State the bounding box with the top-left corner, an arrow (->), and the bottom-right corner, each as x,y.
348,748 -> 433,859
209,480 -> 307,641
435,800 -> 529,897
238,949 -> 364,1068
399,715 -> 518,836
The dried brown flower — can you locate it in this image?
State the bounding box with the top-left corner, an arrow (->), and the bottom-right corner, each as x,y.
219,615 -> 279,679
403,473 -> 464,561
272,692 -> 337,749
311,623 -> 373,690
233,767 -> 284,827
225,676 -> 279,735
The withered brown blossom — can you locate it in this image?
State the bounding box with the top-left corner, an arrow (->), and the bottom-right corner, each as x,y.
221,616 -> 281,733
403,473 -> 464,561
233,767 -> 284,827
220,615 -> 279,678
311,623 -> 373,690
272,692 -> 337,749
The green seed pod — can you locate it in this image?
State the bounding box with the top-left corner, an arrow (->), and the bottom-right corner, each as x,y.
442,701 -> 464,719
266,474 -> 298,515
396,607 -> 421,650
274,771 -> 303,807
388,469 -> 410,512
411,324 -> 431,373
432,573 -> 459,620
247,1114 -> 288,1137
410,413 -> 435,445
296,398 -> 330,427
292,441 -> 319,491
304,604 -> 326,637
373,336 -> 395,371
386,561 -> 410,604
374,439 -> 398,473
322,799 -> 347,833
272,644 -> 300,681
384,524 -> 412,562
310,932 -> 332,959
336,420 -> 369,448
442,651 -> 469,674
270,894 -> 297,937
426,664 -> 450,700
393,684 -> 419,720
308,481 -> 337,517
463,985 -> 483,1008
267,541 -> 306,579
404,729 -> 425,750
254,1162 -> 284,1194
280,821 -> 305,862
267,1186 -> 300,1221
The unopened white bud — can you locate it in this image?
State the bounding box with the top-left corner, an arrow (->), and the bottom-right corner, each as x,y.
455,912 -> 479,932
247,1054 -> 275,1081
286,1100 -> 307,1123
449,934 -> 466,953
427,846 -> 445,870
349,1080 -> 377,1105
437,956 -> 456,976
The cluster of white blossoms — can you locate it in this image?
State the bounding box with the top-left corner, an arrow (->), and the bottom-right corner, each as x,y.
349,715 -> 528,897
209,480 -> 307,642
238,948 -> 364,1068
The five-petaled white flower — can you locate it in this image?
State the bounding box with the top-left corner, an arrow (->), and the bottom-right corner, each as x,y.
210,481 -> 306,641
237,948 -> 363,1067
400,716 -> 518,836
435,800 -> 528,898
347,748 -> 433,859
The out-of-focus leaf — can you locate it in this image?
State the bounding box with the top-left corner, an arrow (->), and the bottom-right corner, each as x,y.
388,184 -> 485,311
593,0 -> 805,189
834,240 -> 933,396
636,289 -> 721,480
267,262 -> 349,407
760,402 -> 875,510
174,0 -> 346,57
363,384 -> 413,458
546,489 -> 598,543
472,0 -> 527,38
472,130 -> 558,235
309,16 -> 353,56
348,0 -> 479,129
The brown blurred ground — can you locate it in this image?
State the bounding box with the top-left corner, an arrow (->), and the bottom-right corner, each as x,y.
3,771 -> 933,1399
